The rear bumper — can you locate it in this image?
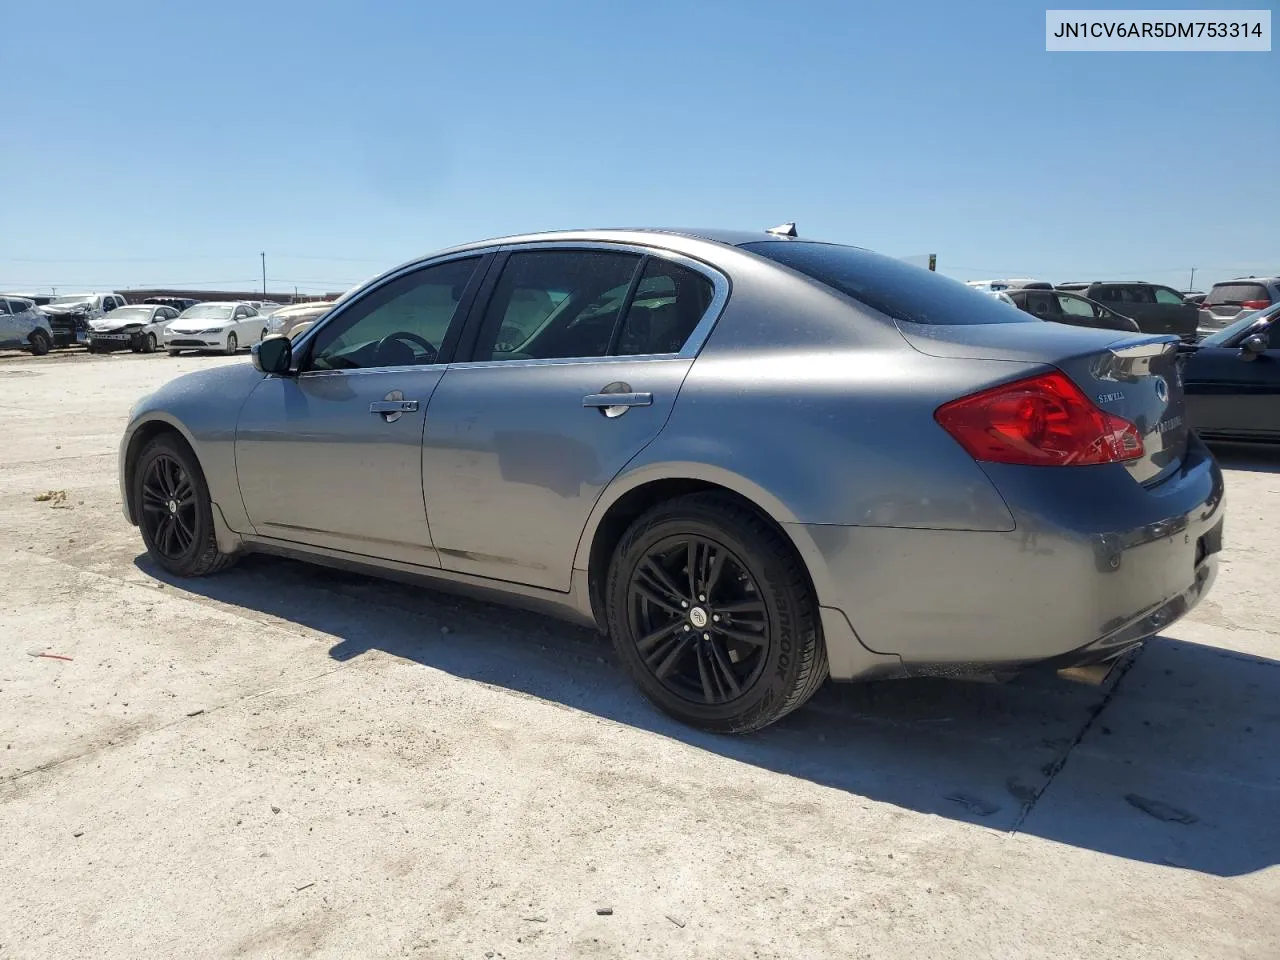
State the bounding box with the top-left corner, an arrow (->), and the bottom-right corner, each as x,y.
794,436 -> 1224,675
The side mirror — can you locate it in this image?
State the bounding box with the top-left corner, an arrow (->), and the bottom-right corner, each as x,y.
1240,334 -> 1268,359
252,334 -> 293,374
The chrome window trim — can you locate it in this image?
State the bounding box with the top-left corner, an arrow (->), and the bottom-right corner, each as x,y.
459,240 -> 730,366
289,248 -> 498,362
291,240 -> 730,371
295,362 -> 449,380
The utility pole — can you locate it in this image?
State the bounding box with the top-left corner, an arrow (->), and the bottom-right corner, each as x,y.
260,252 -> 267,297
1188,267 -> 1196,291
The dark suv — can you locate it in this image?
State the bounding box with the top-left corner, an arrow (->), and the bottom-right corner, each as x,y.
1198,277 -> 1280,338
1054,282 -> 1198,340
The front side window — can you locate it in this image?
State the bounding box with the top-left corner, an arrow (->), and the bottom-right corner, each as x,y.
308,256 -> 480,371
1056,294 -> 1096,317
1154,287 -> 1184,305
476,250 -> 641,361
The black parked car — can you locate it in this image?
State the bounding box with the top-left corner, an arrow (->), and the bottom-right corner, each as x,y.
1054,282 -> 1197,339
142,296 -> 202,312
1182,303 -> 1280,443
1005,288 -> 1139,332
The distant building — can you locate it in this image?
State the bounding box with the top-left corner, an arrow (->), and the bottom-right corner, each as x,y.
120,287 -> 341,304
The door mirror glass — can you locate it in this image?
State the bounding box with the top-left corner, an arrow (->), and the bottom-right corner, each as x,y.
253,335 -> 293,374
1240,333 -> 1267,358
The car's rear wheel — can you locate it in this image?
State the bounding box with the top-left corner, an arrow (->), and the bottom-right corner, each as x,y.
134,435 -> 237,578
28,330 -> 51,356
223,332 -> 238,355
605,493 -> 827,733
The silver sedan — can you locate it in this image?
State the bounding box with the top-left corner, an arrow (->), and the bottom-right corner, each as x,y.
119,228 -> 1224,732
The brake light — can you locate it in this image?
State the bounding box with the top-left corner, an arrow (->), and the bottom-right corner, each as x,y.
1240,299 -> 1270,310
935,371 -> 1144,466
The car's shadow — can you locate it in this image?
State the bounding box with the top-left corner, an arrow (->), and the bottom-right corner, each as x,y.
139,552 -> 1280,878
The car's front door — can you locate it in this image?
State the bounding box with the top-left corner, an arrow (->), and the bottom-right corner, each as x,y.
421,246 -> 724,590
234,254 -> 488,565
1184,317 -> 1280,440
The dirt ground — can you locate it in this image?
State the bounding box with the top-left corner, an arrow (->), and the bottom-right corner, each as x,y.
1,349 -> 1277,959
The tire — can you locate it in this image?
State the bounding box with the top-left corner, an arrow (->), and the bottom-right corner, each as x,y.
605,492 -> 827,733
28,330 -> 51,356
260,328 -> 267,342
223,332 -> 238,355
144,333 -> 157,354
133,434 -> 238,578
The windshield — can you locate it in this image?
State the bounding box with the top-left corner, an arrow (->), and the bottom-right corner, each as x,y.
1199,303 -> 1280,346
51,295 -> 93,305
742,241 -> 1033,326
178,303 -> 235,320
106,306 -> 154,321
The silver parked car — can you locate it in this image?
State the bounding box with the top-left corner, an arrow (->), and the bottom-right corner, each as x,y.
0,296 -> 55,355
119,228 -> 1225,733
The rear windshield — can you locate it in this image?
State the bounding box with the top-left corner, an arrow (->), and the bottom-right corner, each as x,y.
741,241 -> 1032,325
1206,282 -> 1270,306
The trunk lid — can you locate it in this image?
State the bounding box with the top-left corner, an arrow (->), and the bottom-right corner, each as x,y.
898,320 -> 1187,485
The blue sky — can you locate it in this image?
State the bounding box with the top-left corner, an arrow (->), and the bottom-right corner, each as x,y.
2,0 -> 1276,295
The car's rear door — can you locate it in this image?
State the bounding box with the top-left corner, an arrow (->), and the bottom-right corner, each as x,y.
421,243 -> 725,591
234,254 -> 491,566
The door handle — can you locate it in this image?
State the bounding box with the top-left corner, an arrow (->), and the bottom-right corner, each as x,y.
582,392 -> 652,409
369,400 -> 419,413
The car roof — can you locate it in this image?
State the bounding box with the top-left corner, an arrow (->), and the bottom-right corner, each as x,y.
1211,276 -> 1280,285
423,227 -> 826,259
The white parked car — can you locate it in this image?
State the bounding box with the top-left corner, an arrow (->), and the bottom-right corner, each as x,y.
164,302 -> 268,356
87,303 -> 183,354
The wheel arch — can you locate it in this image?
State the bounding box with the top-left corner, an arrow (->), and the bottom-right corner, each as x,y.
121,416 -> 203,526
576,464 -> 830,632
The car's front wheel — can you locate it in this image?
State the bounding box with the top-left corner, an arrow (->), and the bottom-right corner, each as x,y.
28,330 -> 51,356
145,333 -> 157,353
224,332 -> 238,355
605,493 -> 828,733
134,434 -> 238,578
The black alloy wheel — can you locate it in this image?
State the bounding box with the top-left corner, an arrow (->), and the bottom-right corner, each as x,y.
140,453 -> 199,562
627,535 -> 770,706
606,492 -> 828,733
133,435 -> 238,577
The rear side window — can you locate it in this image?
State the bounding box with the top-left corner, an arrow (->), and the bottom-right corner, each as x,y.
1121,286 -> 1156,304
614,259 -> 714,355
1206,282 -> 1270,306
1056,294 -> 1095,317
742,241 -> 1031,325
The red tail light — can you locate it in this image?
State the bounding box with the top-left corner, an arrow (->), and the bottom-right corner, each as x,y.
1240,299 -> 1270,310
935,371 -> 1144,466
